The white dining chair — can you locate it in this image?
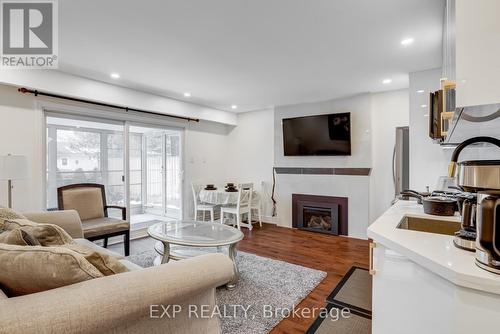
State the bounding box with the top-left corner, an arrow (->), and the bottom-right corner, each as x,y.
220,183 -> 253,230
250,194 -> 262,227
191,182 -> 215,222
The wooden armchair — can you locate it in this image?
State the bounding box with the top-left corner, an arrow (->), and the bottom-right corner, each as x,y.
57,183 -> 130,256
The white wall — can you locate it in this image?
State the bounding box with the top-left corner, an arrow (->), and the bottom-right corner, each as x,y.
0,70 -> 237,125
0,83 -> 235,215
273,94 -> 373,239
225,109 -> 275,218
0,69 -> 238,212
274,94 -> 372,168
370,89 -> 409,222
0,86 -> 44,212
0,81 -> 275,222
183,122 -> 232,218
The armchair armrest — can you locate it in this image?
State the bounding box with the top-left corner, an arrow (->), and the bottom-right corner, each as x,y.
0,253 -> 234,334
23,210 -> 84,238
105,205 -> 126,221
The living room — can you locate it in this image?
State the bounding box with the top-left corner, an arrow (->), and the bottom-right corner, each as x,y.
1,1 -> 500,333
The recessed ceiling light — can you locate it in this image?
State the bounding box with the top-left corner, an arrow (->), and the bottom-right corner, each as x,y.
231,105 -> 238,110
401,37 -> 414,46
110,73 -> 120,79
382,79 -> 392,84
417,89 -> 425,93
421,104 -> 428,108
183,92 -> 191,97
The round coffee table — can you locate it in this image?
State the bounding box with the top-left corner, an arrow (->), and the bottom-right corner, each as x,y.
147,220 -> 244,289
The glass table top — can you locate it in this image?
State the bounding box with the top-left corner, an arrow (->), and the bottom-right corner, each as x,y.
147,220 -> 244,246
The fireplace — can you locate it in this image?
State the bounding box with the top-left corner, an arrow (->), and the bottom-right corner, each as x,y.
292,194 -> 348,235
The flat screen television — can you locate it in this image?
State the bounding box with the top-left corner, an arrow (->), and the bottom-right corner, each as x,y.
282,112 -> 351,156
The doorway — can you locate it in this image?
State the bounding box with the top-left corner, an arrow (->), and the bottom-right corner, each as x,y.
128,125 -> 182,228
46,114 -> 183,230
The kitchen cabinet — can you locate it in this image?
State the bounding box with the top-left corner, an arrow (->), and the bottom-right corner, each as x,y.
371,242 -> 500,334
455,0 -> 500,107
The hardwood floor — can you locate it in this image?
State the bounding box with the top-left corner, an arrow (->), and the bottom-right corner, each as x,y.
237,223 -> 369,334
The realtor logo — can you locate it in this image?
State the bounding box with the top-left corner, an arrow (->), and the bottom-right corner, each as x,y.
1,0 -> 58,68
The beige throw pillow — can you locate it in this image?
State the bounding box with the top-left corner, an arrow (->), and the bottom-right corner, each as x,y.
0,228 -> 41,246
0,207 -> 26,230
4,219 -> 73,246
62,243 -> 129,276
0,243 -> 103,297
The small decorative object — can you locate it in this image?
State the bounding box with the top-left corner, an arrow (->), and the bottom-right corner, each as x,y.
0,154 -> 28,209
225,185 -> 238,192
205,184 -> 217,190
225,183 -> 235,188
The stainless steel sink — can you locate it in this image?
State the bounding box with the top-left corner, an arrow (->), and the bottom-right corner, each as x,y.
397,216 -> 461,236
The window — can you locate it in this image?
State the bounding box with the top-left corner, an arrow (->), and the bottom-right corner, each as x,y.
46,117 -> 124,210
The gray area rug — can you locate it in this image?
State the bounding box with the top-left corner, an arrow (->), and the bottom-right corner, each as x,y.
127,248 -> 326,334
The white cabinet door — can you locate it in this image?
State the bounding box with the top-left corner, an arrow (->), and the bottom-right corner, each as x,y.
456,0 -> 500,107
372,243 -> 454,334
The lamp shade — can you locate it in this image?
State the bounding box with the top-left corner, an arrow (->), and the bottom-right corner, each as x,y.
0,155 -> 28,180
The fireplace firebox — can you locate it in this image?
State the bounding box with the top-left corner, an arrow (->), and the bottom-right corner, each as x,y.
292,194 -> 348,236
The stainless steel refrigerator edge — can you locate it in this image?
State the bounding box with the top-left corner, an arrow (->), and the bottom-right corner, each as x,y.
392,126 -> 410,204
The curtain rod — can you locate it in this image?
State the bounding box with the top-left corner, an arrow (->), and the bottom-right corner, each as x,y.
18,87 -> 200,122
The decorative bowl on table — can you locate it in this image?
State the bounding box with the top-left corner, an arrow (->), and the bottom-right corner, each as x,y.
204,184 -> 217,190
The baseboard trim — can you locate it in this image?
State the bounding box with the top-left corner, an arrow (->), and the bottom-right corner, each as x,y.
262,215 -> 278,224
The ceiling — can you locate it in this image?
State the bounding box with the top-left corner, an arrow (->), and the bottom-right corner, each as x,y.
58,0 -> 444,112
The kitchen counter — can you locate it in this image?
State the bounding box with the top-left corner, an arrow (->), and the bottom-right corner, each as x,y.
367,200 -> 500,294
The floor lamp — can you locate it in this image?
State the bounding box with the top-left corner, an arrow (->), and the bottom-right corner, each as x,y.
0,155 -> 28,209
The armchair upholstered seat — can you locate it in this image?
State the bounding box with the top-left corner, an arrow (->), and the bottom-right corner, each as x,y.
57,183 -> 130,256
82,217 -> 129,238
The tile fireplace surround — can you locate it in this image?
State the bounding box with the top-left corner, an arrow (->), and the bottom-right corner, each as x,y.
292,194 -> 348,236
274,167 -> 370,239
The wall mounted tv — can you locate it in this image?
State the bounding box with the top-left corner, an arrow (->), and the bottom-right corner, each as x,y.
282,112 -> 351,156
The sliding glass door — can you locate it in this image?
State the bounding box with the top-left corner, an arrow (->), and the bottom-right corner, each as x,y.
46,116 -> 125,218
128,125 -> 182,225
144,131 -> 165,216
46,114 -> 183,228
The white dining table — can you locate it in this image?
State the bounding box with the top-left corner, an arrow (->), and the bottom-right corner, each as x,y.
199,188 -> 260,205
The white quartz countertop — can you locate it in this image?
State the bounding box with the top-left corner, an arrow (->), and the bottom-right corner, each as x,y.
367,200 -> 500,294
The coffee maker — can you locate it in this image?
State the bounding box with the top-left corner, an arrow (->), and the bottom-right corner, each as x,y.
448,137 -> 500,253
476,188 -> 500,274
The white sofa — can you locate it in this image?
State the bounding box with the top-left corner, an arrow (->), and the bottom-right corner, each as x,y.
0,210 -> 234,334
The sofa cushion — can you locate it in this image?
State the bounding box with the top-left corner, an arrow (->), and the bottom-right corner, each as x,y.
0,228 -> 40,246
74,238 -> 125,259
118,259 -> 143,271
61,243 -> 128,276
24,210 -> 84,239
60,187 -> 105,220
0,207 -> 26,230
82,217 -> 129,238
4,219 -> 73,246
0,243 -> 103,297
